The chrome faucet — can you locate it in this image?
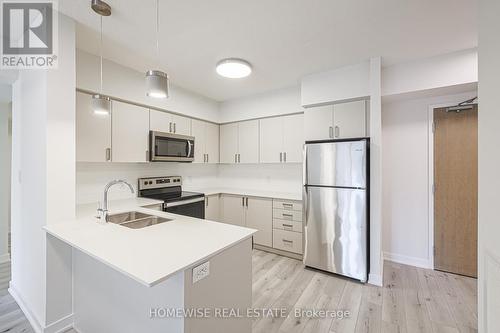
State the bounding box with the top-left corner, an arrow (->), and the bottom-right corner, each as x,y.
97,180 -> 135,222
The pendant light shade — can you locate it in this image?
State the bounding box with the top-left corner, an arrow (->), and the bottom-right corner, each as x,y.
146,0 -> 169,99
146,70 -> 169,99
91,1 -> 111,115
92,94 -> 111,116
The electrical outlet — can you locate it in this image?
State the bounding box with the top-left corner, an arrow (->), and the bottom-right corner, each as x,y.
192,261 -> 210,284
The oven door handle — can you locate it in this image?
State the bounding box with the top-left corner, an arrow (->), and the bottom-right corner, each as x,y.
164,197 -> 205,208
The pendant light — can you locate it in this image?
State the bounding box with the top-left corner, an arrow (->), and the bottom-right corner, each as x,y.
145,0 -> 169,98
91,0 -> 111,115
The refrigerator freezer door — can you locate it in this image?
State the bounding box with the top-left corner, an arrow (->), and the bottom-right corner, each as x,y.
303,186 -> 367,282
305,140 -> 367,188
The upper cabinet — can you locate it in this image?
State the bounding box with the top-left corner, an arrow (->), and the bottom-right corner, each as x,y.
220,120 -> 259,164
150,110 -> 191,136
76,92 -> 112,162
260,114 -> 304,163
304,100 -> 367,141
112,101 -> 150,163
191,119 -> 220,164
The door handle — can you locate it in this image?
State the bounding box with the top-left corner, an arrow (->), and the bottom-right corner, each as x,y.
187,141 -> 192,157
169,122 -> 172,133
329,126 -> 333,138
284,152 -> 287,163
146,150 -> 149,161
205,197 -> 208,207
280,152 -> 283,162
246,197 -> 249,207
105,148 -> 111,161
334,126 -> 340,138
206,154 -> 209,163
238,154 -> 241,163
234,154 -> 237,163
174,123 -> 177,133
242,197 -> 245,207
303,186 -> 308,227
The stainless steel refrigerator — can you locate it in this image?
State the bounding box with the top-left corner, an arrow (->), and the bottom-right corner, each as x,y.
303,138 -> 368,282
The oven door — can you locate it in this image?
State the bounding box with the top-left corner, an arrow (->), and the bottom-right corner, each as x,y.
150,131 -> 195,162
164,197 -> 205,219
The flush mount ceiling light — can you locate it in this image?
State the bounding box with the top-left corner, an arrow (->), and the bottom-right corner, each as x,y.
146,0 -> 169,99
91,0 -> 111,116
216,58 -> 252,78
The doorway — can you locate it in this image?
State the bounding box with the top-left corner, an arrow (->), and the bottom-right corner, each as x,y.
433,104 -> 478,278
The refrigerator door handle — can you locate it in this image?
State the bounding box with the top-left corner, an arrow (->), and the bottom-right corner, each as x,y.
303,186 -> 308,227
302,144 -> 307,186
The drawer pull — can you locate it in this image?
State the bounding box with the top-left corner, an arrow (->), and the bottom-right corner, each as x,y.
282,213 -> 293,218
282,203 -> 293,208
282,223 -> 293,228
282,239 -> 293,244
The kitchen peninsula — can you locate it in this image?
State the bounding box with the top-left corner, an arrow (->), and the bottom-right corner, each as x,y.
44,198 -> 256,333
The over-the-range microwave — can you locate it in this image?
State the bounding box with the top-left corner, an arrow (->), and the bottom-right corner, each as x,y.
149,131 -> 195,162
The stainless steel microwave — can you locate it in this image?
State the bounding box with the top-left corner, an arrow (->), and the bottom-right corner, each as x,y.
149,131 -> 195,162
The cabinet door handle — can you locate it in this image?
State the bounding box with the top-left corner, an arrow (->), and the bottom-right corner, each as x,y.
169,122 -> 172,133
238,154 -> 241,163
174,123 -> 177,133
206,154 -> 209,163
280,152 -> 282,162
146,150 -> 149,161
205,197 -> 208,207
246,197 -> 249,207
282,239 -> 293,244
329,126 -> 333,138
284,152 -> 287,163
282,223 -> 293,229
282,203 -> 293,209
335,126 -> 340,138
282,213 -> 293,219
234,154 -> 237,163
105,148 -> 111,161
242,197 -> 245,206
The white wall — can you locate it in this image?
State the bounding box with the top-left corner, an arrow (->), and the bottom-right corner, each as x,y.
0,100 -> 11,264
76,50 -> 220,123
10,13 -> 75,331
76,163 -> 218,205
219,86 -> 303,123
382,90 -> 477,268
382,49 -> 478,97
478,0 -> 500,331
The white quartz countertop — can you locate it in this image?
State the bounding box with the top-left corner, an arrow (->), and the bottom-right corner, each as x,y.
44,198 -> 256,287
186,187 -> 302,201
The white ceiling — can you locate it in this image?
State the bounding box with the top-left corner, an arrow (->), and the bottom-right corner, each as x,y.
59,0 -> 477,102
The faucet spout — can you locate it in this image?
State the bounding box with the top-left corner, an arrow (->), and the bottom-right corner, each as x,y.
97,179 -> 135,222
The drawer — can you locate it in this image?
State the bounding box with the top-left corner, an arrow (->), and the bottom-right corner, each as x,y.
273,209 -> 302,222
273,199 -> 302,211
273,229 -> 303,254
273,219 -> 303,233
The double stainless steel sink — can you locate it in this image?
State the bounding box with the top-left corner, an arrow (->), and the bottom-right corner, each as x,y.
107,211 -> 171,229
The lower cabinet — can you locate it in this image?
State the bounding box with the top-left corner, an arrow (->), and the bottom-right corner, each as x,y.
272,199 -> 303,255
220,194 -> 246,227
205,194 -> 220,221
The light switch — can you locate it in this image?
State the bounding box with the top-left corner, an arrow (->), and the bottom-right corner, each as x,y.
192,261 -> 210,284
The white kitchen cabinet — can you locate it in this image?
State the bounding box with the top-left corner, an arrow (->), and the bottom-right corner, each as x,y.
259,116 -> 283,163
220,123 -> 239,163
304,105 -> 333,141
332,100 -> 367,139
220,120 -> 259,164
191,119 -> 219,164
238,120 -> 259,164
220,194 -> 246,226
304,100 -> 367,141
76,92 -> 112,162
245,197 -> 273,247
260,114 -> 304,163
112,101 -> 150,162
150,110 -> 191,135
205,122 -> 220,164
205,194 -> 220,221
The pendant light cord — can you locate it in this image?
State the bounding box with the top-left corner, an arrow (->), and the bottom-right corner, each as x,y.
100,15 -> 103,94
156,0 -> 160,64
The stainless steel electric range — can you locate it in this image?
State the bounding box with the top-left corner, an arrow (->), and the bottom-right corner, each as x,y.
138,176 -> 205,219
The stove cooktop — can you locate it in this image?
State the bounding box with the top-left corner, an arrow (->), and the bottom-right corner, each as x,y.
142,191 -> 205,203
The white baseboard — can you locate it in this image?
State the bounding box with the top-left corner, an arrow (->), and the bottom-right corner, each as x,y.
368,273 -> 383,286
9,283 -> 75,333
383,252 -> 432,269
44,313 -> 74,333
0,253 -> 10,264
8,283 -> 43,333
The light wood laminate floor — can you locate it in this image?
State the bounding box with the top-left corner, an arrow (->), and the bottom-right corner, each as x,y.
0,251 -> 477,333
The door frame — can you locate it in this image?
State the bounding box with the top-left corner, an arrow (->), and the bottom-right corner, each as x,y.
427,98 -> 477,270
